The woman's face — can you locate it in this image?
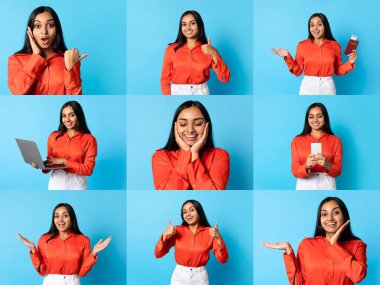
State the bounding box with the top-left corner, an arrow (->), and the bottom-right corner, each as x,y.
320,200 -> 344,235
62,106 -> 78,131
176,106 -> 206,146
32,12 -> 57,50
308,107 -> 325,132
182,202 -> 200,226
181,14 -> 199,40
309,16 -> 325,40
54,206 -> 71,233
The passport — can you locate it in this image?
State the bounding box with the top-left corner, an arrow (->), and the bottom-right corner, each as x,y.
344,36 -> 359,55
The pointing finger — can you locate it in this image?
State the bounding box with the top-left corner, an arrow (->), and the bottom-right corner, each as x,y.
207,37 -> 211,45
78,53 -> 89,61
214,222 -> 218,229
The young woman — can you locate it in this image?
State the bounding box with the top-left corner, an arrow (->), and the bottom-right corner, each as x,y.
262,197 -> 367,285
272,13 -> 357,95
8,6 -> 88,95
291,103 -> 342,190
151,101 -> 230,190
155,200 -> 228,285
161,10 -> 230,95
17,203 -> 111,285
32,101 -> 97,190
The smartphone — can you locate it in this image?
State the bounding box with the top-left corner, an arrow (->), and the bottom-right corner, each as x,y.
311,143 -> 322,155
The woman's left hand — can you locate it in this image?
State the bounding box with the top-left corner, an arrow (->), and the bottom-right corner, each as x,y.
201,38 -> 218,62
315,153 -> 332,170
46,158 -> 66,166
92,236 -> 112,256
329,220 -> 350,245
64,48 -> 89,71
209,222 -> 222,241
190,122 -> 209,161
348,50 -> 357,64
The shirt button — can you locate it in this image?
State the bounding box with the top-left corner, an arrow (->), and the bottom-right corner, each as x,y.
191,85 -> 193,88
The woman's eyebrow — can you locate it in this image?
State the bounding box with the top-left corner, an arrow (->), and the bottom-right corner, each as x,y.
34,19 -> 54,23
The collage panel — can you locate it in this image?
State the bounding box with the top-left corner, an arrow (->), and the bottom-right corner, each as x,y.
254,190 -> 379,284
0,96 -> 126,190
127,0 -> 253,95
0,190 -> 126,285
127,190 -> 253,285
0,0 -> 126,95
127,96 -> 253,190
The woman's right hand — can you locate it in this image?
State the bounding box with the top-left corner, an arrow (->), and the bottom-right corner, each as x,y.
31,163 -> 39,169
174,123 -> 190,151
306,154 -> 317,169
271,48 -> 289,57
261,241 -> 293,255
162,220 -> 176,241
17,233 -> 36,253
27,27 -> 41,56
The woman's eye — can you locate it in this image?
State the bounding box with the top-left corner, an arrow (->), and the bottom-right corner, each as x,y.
34,25 -> 40,29
48,23 -> 55,28
179,124 -> 186,127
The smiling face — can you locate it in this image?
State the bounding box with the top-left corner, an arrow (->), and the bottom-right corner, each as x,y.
176,106 -> 206,146
61,106 -> 78,131
309,16 -> 325,40
182,202 -> 200,226
308,107 -> 325,132
320,200 -> 344,236
32,12 -> 56,51
181,13 -> 199,40
54,206 -> 71,233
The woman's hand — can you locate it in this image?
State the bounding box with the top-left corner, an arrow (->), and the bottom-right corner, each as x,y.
17,233 -> 36,253
306,154 -> 318,169
315,153 -> 332,170
64,48 -> 88,71
271,48 -> 290,57
190,122 -> 209,161
45,158 -> 66,166
27,27 -> 41,56
162,220 -> 176,241
92,236 -> 112,256
261,241 -> 293,255
329,220 -> 350,245
174,122 -> 191,151
31,163 -> 39,169
201,38 -> 218,63
209,222 -> 222,240
348,50 -> 357,64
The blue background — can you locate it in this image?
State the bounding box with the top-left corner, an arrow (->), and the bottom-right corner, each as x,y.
0,96 -> 126,190
127,191 -> 253,285
254,0 -> 379,95
254,96 -> 380,190
0,190 -> 126,285
127,96 -> 253,190
0,0 -> 126,95
127,0 -> 253,95
254,191 -> 380,284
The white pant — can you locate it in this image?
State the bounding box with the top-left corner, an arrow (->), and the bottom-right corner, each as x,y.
296,172 -> 336,190
171,83 -> 210,95
43,274 -> 80,285
48,170 -> 87,190
299,76 -> 336,95
171,265 -> 209,285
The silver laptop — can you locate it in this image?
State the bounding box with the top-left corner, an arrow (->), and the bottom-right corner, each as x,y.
16,138 -> 66,170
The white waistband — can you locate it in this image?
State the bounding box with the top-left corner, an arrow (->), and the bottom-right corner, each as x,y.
175,264 -> 206,273
45,274 -> 79,281
304,75 -> 333,80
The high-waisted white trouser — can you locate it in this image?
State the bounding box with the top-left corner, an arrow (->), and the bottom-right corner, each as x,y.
42,274 -> 80,285
170,264 -> 209,285
48,170 -> 87,190
296,172 -> 336,190
299,76 -> 336,95
171,83 -> 210,95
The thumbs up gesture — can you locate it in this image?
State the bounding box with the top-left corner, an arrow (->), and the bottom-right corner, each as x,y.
209,222 -> 222,241
162,220 -> 176,240
64,48 -> 89,71
201,37 -> 218,59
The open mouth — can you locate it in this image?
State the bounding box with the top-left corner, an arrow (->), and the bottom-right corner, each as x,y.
41,37 -> 50,45
184,134 -> 197,141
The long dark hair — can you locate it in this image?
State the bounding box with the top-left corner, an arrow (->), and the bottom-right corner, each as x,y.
56,101 -> 91,140
171,10 -> 207,52
16,6 -> 67,54
314,197 -> 359,242
298,102 -> 334,136
308,13 -> 336,41
181,200 -> 211,227
45,203 -> 83,242
162,100 -> 214,151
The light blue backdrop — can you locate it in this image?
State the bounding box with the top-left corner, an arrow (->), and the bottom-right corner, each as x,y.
0,191 -> 126,285
127,0 -> 253,95
254,0 -> 379,95
0,96 -> 126,190
127,191 -> 253,285
127,96 -> 253,190
0,1 -> 126,95
254,96 -> 380,190
254,191 -> 380,284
